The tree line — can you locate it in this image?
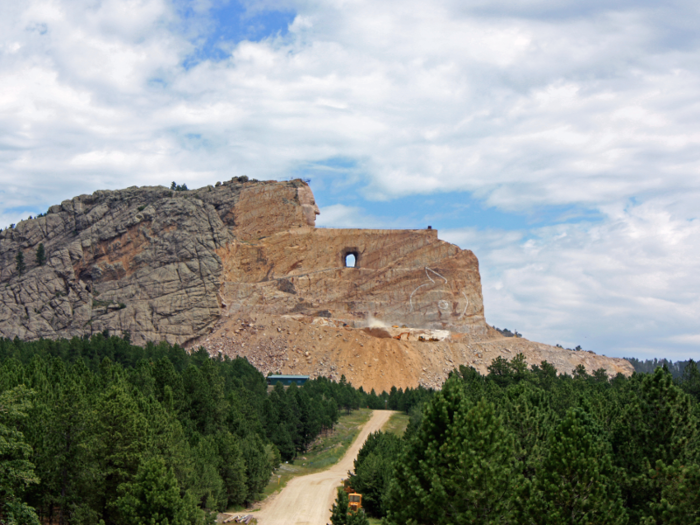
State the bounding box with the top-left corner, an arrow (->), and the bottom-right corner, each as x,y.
625,356 -> 696,379
340,355 -> 700,524
0,334 -> 388,524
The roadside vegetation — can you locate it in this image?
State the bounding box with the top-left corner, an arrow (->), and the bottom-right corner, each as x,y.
0,334 -> 390,524
7,331 -> 698,525
334,356 -> 700,525
380,412 -> 409,437
261,409 -> 372,500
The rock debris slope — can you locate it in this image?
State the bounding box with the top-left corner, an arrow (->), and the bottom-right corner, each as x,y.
0,179 -> 633,390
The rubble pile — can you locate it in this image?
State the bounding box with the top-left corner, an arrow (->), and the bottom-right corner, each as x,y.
191,313 -> 633,393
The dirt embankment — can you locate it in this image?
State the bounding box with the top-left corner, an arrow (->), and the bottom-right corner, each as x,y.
192,313 -> 633,393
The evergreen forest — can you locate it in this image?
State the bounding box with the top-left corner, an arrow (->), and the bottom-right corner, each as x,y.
625,357 -> 695,379
3,332 -> 700,525
338,356 -> 700,525
0,334 -> 386,524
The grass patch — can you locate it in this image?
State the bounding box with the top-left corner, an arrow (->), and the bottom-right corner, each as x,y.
368,519 -> 382,525
382,412 -> 409,437
258,409 -> 372,503
92,299 -> 112,308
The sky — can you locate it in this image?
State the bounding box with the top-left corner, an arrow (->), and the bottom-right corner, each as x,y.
1,0 -> 699,361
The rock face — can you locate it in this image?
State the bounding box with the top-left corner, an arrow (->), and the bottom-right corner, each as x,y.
217,227 -> 486,334
0,178 -> 633,389
0,179 -> 313,345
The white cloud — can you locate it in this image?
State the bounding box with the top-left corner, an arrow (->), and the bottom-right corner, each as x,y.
1,0 -> 699,359
316,204 -> 380,229
442,200 -> 700,359
667,334 -> 700,346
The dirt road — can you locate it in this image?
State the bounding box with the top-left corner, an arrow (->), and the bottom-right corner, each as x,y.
255,410 -> 396,525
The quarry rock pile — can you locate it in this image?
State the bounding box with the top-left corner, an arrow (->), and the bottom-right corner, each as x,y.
0,179 -> 633,390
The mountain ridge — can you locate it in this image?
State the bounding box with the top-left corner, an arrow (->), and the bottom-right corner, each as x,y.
0,179 -> 633,389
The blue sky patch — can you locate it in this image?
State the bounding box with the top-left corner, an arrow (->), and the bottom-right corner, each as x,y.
302,163 -> 604,233
177,0 -> 295,67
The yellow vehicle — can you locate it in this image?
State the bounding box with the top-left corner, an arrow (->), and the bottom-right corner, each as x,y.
348,493 -> 362,512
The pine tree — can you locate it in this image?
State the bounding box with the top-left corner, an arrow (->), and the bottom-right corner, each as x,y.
140,393 -> 195,500
384,377 -> 521,524
524,407 -> 628,524
531,360 -> 557,390
350,431 -> 403,517
0,386 -> 40,525
573,364 -> 589,380
240,433 -> 272,503
487,356 -> 514,387
499,382 -> 554,479
191,435 -> 226,511
680,360 -> 700,401
30,367 -> 96,524
216,431 -> 247,508
35,243 -> 46,266
95,382 -> 149,521
295,387 -> 322,451
612,367 -> 697,521
347,509 -> 370,525
115,456 -> 207,525
330,487 -> 349,525
644,460 -> 700,524
15,250 -> 25,275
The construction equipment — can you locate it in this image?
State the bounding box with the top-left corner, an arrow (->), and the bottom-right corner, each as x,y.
348,492 -> 362,512
341,479 -> 363,513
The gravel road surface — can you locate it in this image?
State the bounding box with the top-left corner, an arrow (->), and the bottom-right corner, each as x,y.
255,410 -> 396,525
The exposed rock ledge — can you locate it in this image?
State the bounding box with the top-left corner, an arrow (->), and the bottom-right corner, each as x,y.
0,179 -> 313,344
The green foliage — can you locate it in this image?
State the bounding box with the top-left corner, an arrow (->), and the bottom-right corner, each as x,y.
639,459 -> 700,524
349,431 -> 402,516
330,488 -> 369,525
115,457 -> 208,525
353,355 -> 700,524
524,407 -> 628,524
680,359 -> 700,401
0,335 -> 375,522
612,367 -> 697,521
330,488 -> 349,525
35,244 -> 45,266
97,381 -> 149,515
625,357 -> 694,379
0,386 -> 40,525
171,182 -> 189,191
3,336 -> 699,524
15,251 -> 25,276
216,431 -> 248,508
397,390 -> 519,523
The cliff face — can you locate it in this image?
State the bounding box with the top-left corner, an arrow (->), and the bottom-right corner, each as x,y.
0,179 -> 313,345
0,179 -> 633,389
218,228 -> 486,334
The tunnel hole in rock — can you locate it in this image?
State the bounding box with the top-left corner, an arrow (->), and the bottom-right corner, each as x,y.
342,248 -> 359,268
